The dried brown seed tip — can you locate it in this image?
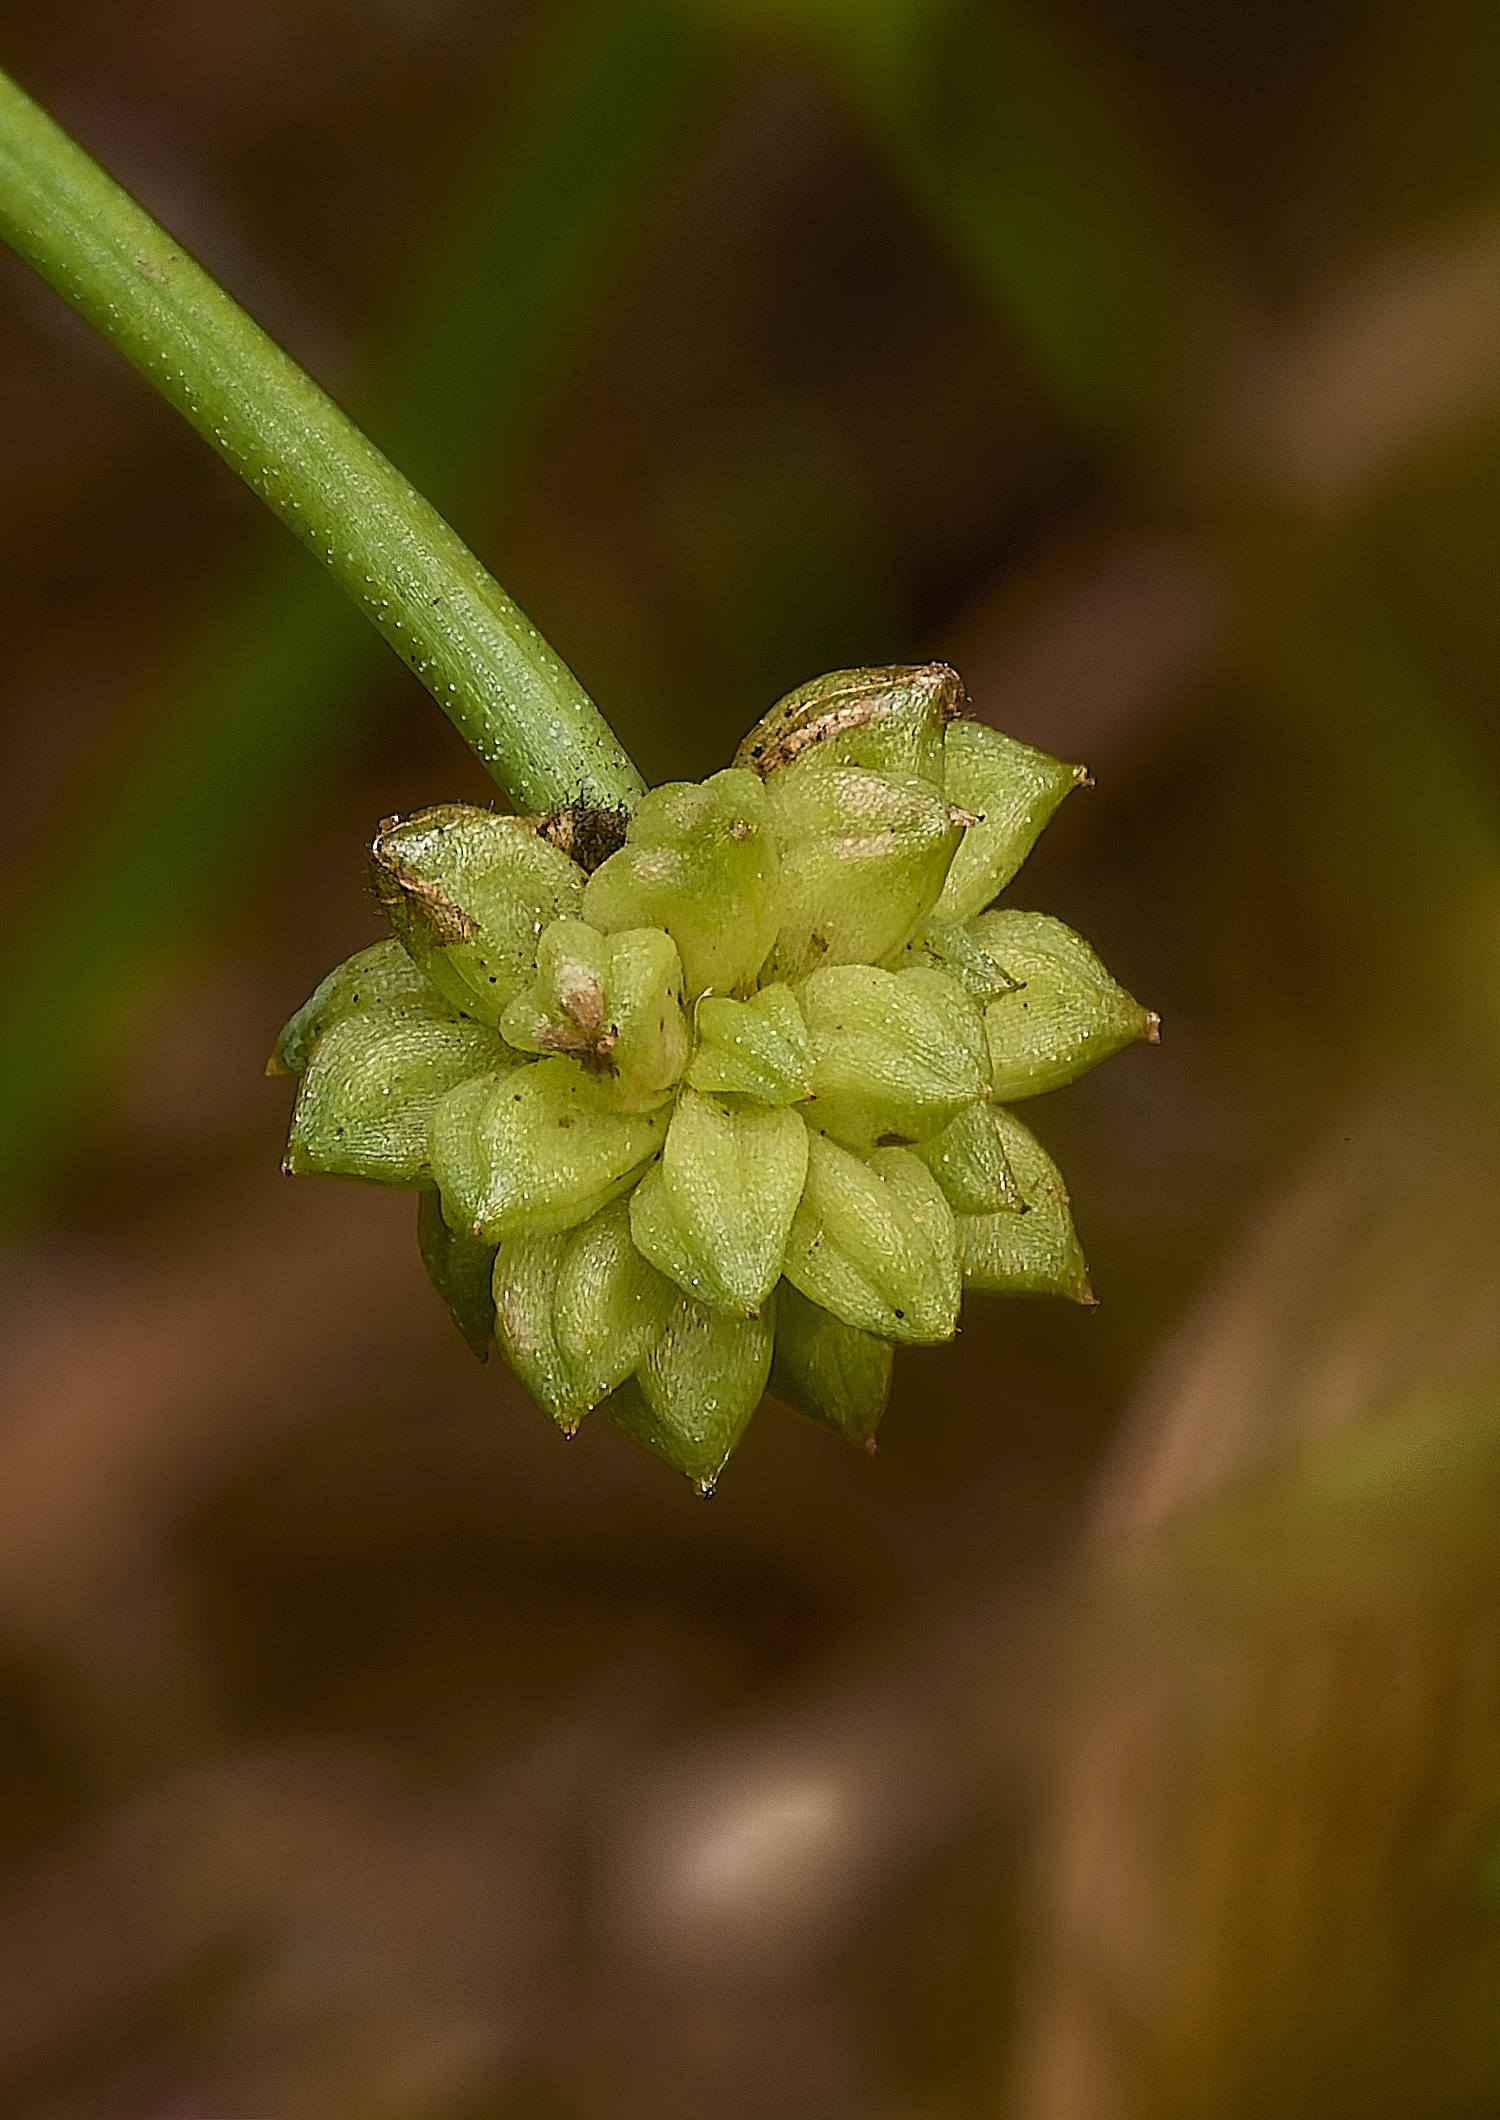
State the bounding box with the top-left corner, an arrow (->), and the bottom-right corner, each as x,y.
540,802 -> 631,873
1142,1010 -> 1162,1044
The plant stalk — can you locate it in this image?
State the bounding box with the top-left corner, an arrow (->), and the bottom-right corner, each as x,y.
0,62 -> 646,815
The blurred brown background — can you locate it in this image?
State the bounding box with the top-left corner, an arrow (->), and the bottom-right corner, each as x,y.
4,1 -> 1500,2114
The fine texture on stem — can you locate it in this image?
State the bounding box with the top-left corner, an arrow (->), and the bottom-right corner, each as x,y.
0,63 -> 645,816
0,3 -> 706,1228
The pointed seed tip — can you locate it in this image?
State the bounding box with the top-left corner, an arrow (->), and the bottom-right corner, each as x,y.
1076,1282 -> 1100,1308
863,1437 -> 880,1457
1142,1011 -> 1162,1044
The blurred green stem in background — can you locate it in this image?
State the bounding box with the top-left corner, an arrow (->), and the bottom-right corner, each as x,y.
719,0 -> 1237,455
0,59 -> 645,814
0,4 -> 709,1223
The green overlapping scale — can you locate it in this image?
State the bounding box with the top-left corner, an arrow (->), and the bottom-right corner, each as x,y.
882,912 -> 1018,1002
553,1196 -> 677,1410
769,1278 -> 892,1446
913,1098 -> 1025,1216
799,963 -> 989,1154
416,1187 -> 498,1360
686,984 -> 813,1105
500,917 -> 688,1112
284,1005 -> 509,1187
491,1195 -> 676,1431
609,1292 -> 775,1493
271,938 -> 455,1078
762,766 -> 963,981
934,721 -> 1086,923
783,1134 -> 960,1344
972,910 -> 1157,1100
371,806 -> 587,1026
430,1054 -> 667,1243
958,1107 -> 1093,1302
583,768 -> 778,998
629,1088 -> 807,1317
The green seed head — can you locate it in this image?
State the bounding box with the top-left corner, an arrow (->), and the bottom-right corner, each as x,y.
273,666 -> 1152,1486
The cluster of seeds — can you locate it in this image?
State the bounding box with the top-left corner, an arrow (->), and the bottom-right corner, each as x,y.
272,664 -> 1156,1490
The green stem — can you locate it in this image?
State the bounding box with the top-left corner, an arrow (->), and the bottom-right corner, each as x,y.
0,62 -> 645,815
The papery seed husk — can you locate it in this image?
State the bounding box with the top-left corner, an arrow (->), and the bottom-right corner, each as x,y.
734,662 -> 961,791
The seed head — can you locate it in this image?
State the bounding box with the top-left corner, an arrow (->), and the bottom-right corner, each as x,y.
274,664 -> 1155,1487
